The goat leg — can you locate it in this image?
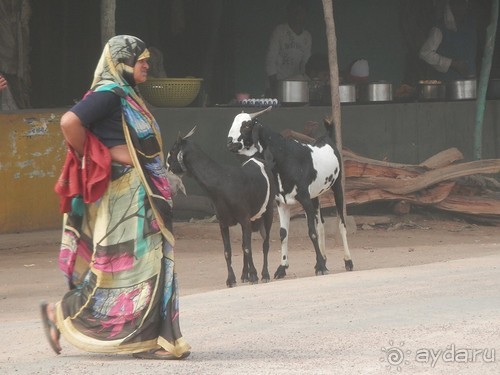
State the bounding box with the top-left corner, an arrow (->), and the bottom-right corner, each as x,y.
260,215 -> 272,283
240,224 -> 258,284
274,203 -> 290,279
300,197 -> 329,276
240,251 -> 250,283
332,177 -> 354,271
220,225 -> 237,287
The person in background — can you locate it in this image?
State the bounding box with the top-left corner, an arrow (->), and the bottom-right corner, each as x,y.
340,59 -> 370,102
343,59 -> 370,84
305,53 -> 330,83
305,53 -> 330,105
40,35 -> 191,360
265,0 -> 312,97
419,0 -> 477,81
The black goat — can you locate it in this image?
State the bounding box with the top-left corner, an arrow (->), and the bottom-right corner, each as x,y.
166,127 -> 275,287
226,107 -> 353,278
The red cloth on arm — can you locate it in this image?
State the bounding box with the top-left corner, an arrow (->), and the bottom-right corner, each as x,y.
55,131 -> 112,213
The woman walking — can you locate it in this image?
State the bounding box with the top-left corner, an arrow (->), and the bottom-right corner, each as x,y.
41,35 -> 190,360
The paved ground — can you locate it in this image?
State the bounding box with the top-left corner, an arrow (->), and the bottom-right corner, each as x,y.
1,216 -> 499,374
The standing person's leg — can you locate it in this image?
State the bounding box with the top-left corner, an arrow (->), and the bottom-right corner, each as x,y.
40,302 -> 62,354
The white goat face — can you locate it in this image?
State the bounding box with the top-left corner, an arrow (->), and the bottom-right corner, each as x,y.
227,113 -> 261,157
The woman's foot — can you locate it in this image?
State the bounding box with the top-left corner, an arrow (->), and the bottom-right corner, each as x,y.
133,349 -> 190,360
40,301 -> 62,354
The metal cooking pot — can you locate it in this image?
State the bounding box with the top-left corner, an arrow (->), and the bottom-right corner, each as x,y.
339,84 -> 356,103
366,82 -> 392,102
277,80 -> 309,105
447,79 -> 476,100
419,83 -> 446,101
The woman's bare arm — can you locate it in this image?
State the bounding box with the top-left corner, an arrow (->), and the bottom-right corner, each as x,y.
60,111 -> 86,155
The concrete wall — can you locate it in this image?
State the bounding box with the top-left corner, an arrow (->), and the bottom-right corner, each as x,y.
154,100 -> 500,196
0,110 -> 66,233
1,99 -> 499,233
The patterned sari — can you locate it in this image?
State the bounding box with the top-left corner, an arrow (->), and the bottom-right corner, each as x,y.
55,35 -> 190,356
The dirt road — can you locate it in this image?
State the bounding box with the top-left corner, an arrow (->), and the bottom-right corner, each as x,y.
1,214 -> 499,374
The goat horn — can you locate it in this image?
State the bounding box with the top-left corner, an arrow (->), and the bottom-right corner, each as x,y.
249,106 -> 273,120
183,126 -> 197,139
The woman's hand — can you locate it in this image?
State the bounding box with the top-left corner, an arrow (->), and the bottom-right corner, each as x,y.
0,75 -> 8,91
450,60 -> 469,77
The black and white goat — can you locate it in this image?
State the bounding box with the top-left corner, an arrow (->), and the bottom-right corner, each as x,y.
226,107 -> 353,278
167,127 -> 275,287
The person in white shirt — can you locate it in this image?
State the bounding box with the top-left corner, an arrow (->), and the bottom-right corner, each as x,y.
265,0 -> 312,97
419,0 -> 477,81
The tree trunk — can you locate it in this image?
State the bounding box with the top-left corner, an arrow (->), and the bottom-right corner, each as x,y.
100,0 -> 116,48
474,0 -> 499,159
321,0 -> 346,216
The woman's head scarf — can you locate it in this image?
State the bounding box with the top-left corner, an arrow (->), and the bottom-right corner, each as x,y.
92,35 -> 150,89
90,35 -> 175,247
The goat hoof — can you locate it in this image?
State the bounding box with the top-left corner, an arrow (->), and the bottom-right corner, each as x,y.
240,271 -> 249,283
248,273 -> 259,284
344,259 -> 354,271
261,272 -> 270,283
314,265 -> 329,276
315,269 -> 329,276
274,265 -> 287,279
241,277 -> 260,284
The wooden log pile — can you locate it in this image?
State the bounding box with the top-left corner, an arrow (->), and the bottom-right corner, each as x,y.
283,131 -> 500,224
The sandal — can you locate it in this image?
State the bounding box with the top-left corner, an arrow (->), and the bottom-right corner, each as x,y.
133,349 -> 191,360
40,301 -> 61,355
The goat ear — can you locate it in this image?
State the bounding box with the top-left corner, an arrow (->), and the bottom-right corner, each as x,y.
251,122 -> 260,150
263,148 -> 275,169
249,106 -> 272,120
183,126 -> 197,139
324,117 -> 334,127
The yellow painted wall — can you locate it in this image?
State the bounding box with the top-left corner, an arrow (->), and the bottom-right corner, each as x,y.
0,110 -> 66,233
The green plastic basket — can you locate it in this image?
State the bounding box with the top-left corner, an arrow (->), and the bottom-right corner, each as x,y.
139,78 -> 203,107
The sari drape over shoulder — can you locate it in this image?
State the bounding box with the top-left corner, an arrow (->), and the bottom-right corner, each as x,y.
55,35 -> 190,357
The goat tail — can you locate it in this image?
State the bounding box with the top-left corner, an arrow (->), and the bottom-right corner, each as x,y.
323,117 -> 336,141
323,117 -> 336,142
